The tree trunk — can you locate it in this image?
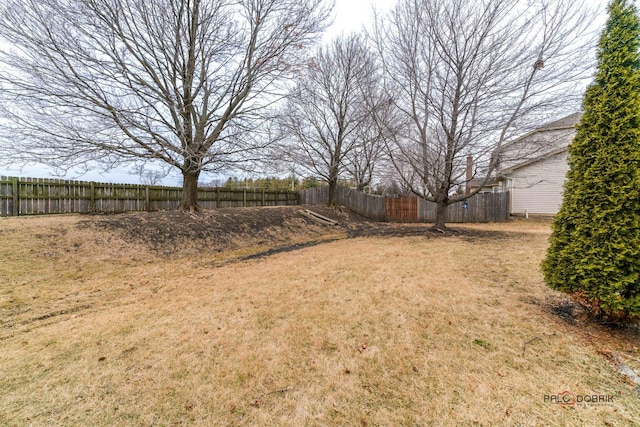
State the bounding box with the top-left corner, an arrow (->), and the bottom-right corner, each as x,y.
328,178 -> 337,207
433,201 -> 448,231
178,169 -> 201,212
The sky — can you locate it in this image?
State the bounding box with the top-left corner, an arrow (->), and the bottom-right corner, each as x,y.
324,0 -> 394,40
0,0 -> 608,185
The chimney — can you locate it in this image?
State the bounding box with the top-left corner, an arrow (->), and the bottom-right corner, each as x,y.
465,155 -> 473,195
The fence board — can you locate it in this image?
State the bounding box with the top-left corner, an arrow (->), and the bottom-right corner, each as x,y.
0,176 -> 300,216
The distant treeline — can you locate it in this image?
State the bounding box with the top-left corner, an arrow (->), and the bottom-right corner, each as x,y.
219,176 -> 357,191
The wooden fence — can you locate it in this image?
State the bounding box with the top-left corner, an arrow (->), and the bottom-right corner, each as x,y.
0,176 -> 299,216
418,192 -> 509,223
300,186 -> 509,223
386,197 -> 418,222
300,186 -> 386,221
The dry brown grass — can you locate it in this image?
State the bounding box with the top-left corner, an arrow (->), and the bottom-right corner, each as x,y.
1,213 -> 639,426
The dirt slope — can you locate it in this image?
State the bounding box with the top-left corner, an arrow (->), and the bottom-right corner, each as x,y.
78,205 -> 368,256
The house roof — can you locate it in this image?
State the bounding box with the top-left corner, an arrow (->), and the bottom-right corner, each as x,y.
500,112 -> 582,151
538,112 -> 582,130
468,177 -> 499,188
498,112 -> 581,173
499,148 -> 567,175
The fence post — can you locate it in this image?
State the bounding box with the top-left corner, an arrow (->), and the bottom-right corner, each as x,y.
262,189 -> 265,206
243,189 -> 246,207
145,186 -> 150,212
89,181 -> 96,212
12,177 -> 19,216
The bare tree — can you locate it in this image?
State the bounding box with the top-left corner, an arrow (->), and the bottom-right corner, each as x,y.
0,0 -> 332,211
343,95 -> 391,192
372,0 -> 596,229
277,34 -> 383,206
134,165 -> 171,186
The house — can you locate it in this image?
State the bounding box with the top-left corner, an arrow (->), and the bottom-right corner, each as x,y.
467,177 -> 500,194
496,112 -> 581,216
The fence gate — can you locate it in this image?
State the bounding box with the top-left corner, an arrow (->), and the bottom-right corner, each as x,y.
385,197 -> 418,222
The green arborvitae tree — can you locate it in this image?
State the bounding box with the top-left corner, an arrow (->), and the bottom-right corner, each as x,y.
543,0 -> 640,320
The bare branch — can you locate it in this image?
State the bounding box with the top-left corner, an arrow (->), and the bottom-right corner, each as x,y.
370,0 -> 597,228
0,0 -> 333,210
277,34 -> 385,204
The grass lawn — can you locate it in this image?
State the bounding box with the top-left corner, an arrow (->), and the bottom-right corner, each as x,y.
0,213 -> 639,426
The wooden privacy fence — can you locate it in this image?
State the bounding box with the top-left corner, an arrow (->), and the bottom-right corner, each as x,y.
386,197 -> 418,222
300,186 -> 386,221
0,176 -> 299,216
300,186 -> 509,223
418,192 -> 509,223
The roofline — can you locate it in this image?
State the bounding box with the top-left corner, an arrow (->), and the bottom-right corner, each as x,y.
499,147 -> 568,175
468,182 -> 500,188
499,113 -> 581,151
500,124 -> 577,151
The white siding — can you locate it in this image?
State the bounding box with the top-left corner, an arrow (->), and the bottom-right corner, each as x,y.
503,152 -> 568,215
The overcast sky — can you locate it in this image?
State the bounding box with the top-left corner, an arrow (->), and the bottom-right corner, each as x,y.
0,0 -> 609,184
329,0 -> 606,38
324,0 -> 394,40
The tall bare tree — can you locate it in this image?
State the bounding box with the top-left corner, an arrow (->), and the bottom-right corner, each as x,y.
0,0 -> 332,211
278,34 -> 384,206
343,95 -> 391,192
372,0 -> 596,229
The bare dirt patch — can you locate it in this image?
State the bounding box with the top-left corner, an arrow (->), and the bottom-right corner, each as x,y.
79,205 -> 363,255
